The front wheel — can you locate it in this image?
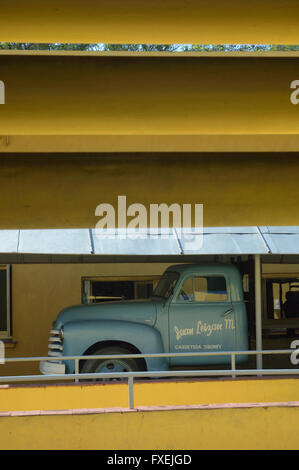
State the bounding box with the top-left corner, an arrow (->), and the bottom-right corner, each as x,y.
80,346 -> 144,381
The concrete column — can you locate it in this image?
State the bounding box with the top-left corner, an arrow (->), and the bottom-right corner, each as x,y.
254,254 -> 263,370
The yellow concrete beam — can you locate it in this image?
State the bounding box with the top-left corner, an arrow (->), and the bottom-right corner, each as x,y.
1,378 -> 299,412
0,0 -> 298,45
1,403 -> 299,449
0,52 -> 299,153
0,153 -> 298,228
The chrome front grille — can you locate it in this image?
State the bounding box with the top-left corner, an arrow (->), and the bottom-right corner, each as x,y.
48,328 -> 63,359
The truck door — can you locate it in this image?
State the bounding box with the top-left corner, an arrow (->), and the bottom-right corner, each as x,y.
169,274 -> 236,366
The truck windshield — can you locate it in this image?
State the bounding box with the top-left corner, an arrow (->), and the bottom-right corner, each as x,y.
152,271 -> 180,299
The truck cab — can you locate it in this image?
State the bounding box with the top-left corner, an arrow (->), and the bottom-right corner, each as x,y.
40,263 -> 248,376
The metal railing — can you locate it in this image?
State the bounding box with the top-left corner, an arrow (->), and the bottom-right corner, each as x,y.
1,349 -> 299,408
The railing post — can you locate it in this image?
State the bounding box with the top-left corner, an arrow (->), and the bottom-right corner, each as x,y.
231,353 -> 236,379
75,358 -> 79,383
128,376 -> 134,409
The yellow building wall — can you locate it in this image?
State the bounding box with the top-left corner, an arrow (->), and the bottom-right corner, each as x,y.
1,403 -> 299,450
1,54 -> 299,226
0,0 -> 298,45
263,264 -> 299,274
0,53 -> 299,153
1,154 -> 299,228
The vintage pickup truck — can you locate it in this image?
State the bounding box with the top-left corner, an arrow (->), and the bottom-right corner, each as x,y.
40,263 -> 248,376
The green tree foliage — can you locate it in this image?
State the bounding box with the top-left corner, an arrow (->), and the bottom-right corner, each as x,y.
0,42 -> 91,50
0,43 -> 298,52
269,45 -> 299,51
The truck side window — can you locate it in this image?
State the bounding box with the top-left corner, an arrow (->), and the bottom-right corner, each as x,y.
179,276 -> 228,302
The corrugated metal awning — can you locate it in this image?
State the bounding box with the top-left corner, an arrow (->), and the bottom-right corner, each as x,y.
0,226 -> 297,258
259,227 -> 299,255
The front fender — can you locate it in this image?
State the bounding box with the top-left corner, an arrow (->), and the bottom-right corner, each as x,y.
62,320 -> 168,373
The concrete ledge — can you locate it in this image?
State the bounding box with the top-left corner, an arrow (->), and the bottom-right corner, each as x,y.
1,400 -> 299,417
1,401 -> 299,449
2,134 -> 299,153
1,376 -> 299,412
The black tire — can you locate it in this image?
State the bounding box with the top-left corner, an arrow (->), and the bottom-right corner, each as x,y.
80,346 -> 144,381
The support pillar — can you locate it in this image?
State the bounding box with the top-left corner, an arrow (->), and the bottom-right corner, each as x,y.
254,254 -> 263,370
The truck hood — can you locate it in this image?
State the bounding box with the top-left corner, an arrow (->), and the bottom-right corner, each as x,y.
55,298 -> 161,328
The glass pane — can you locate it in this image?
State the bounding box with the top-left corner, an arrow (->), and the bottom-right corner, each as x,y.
0,270 -> 7,332
91,281 -> 134,302
136,282 -> 153,299
179,277 -> 193,300
266,278 -> 299,320
283,282 -> 299,319
179,276 -> 228,302
153,271 -> 179,299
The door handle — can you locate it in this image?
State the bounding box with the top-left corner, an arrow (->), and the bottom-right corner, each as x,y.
222,308 -> 233,317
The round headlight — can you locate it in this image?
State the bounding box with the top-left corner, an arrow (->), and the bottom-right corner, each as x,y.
59,326 -> 64,341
